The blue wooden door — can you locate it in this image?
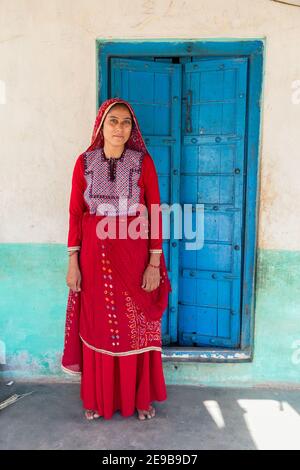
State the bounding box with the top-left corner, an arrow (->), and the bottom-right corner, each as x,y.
110,58 -> 182,345
179,57 -> 248,348
109,56 -> 248,348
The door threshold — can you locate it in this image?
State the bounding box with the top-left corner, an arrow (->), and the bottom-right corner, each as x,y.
162,346 -> 252,363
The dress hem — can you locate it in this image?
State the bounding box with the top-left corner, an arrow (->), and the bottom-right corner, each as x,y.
82,395 -> 168,420
80,334 -> 162,357
61,364 -> 82,376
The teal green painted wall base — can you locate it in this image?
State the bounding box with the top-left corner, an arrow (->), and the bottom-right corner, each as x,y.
1,245 -> 300,386
0,244 -> 67,378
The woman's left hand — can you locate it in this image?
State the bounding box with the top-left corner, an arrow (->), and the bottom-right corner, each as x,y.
141,265 -> 160,292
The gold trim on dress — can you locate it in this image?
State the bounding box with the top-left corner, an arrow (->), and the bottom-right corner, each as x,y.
80,335 -> 162,357
61,364 -> 82,376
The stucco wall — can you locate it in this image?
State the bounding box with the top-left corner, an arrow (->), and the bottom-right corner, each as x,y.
1,0 -> 300,385
1,0 -> 300,248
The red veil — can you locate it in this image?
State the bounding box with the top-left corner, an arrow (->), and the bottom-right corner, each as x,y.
61,98 -> 172,375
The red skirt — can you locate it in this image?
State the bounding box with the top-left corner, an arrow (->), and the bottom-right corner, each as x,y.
62,213 -> 172,378
80,342 -> 167,419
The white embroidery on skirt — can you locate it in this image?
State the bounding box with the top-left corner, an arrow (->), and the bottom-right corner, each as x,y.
122,291 -> 161,350
100,243 -> 120,347
63,291 -> 79,347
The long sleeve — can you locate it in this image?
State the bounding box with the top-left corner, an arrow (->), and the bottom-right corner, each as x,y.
67,155 -> 87,251
142,153 -> 163,252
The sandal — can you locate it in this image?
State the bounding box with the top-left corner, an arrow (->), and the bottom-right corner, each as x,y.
84,409 -> 101,420
137,404 -> 156,420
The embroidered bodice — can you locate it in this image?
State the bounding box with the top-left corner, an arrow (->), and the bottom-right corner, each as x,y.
67,147 -> 163,251
83,147 -> 144,216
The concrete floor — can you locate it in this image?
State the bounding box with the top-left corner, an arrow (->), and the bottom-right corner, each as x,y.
0,381 -> 300,450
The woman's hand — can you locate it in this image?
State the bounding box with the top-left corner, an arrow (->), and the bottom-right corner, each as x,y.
141,265 -> 160,292
66,253 -> 82,292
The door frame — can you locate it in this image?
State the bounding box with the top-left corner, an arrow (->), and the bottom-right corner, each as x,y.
96,39 -> 265,363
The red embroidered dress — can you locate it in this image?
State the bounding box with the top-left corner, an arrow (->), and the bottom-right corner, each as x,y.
61,98 -> 172,419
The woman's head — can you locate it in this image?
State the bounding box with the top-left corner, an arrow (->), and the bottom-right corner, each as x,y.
89,98 -> 148,155
100,103 -> 133,148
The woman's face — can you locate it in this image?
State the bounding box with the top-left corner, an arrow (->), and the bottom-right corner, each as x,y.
101,105 -> 133,148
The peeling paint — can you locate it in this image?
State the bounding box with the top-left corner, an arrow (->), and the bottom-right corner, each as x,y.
162,351 -> 250,361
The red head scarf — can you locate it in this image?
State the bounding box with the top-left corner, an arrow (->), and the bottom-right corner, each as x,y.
87,97 -> 149,154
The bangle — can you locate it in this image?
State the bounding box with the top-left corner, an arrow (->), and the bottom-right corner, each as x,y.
148,262 -> 160,269
68,250 -> 79,257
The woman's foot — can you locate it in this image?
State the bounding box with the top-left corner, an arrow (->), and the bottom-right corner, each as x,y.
137,404 -> 156,420
84,409 -> 101,420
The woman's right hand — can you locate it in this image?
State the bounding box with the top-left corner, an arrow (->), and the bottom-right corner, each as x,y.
66,255 -> 82,292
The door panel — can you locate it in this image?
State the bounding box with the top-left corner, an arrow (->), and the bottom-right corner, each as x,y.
109,56 -> 248,348
179,58 -> 248,348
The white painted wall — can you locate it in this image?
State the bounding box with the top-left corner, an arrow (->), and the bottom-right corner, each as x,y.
1,0 -> 300,249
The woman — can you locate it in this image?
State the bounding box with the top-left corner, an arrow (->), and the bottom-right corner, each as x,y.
61,98 -> 172,421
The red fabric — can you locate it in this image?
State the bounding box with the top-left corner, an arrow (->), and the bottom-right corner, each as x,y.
90,98 -> 149,154
61,98 -> 172,377
67,150 -> 164,251
67,96 -> 165,251
80,342 -> 167,419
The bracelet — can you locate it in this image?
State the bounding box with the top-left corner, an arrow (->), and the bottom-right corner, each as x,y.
148,262 -> 160,269
68,250 -> 79,257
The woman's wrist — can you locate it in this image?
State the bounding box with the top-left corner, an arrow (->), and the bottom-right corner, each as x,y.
148,262 -> 160,269
149,252 -> 161,267
68,251 -> 79,265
